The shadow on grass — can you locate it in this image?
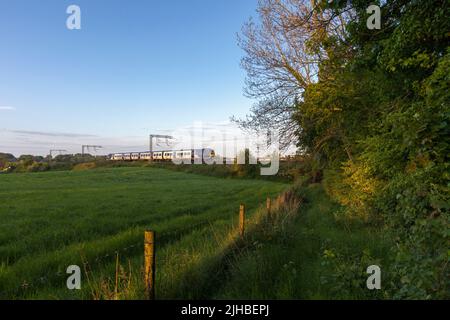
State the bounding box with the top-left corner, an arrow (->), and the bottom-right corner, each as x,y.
157,189 -> 302,299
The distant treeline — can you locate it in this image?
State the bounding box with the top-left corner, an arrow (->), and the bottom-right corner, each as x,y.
0,151 -> 305,182
0,153 -> 107,173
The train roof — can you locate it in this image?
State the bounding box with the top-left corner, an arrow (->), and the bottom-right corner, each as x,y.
113,148 -> 213,155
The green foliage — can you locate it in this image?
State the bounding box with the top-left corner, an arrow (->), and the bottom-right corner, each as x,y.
72,162 -> 97,171
7,158 -> 50,173
216,184 -> 392,299
319,247 -> 387,299
26,161 -> 50,173
376,164 -> 449,299
0,153 -> 17,169
290,0 -> 449,298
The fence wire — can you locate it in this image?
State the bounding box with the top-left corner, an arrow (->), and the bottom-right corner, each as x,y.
0,220 -> 214,299
0,240 -> 145,299
1,197 -> 282,299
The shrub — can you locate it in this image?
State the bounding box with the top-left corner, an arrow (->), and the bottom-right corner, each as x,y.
72,162 -> 97,171
27,162 -> 50,172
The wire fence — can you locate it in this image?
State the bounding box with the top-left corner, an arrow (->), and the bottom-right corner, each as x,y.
0,228 -> 208,298
0,240 -> 144,299
0,195 -> 292,300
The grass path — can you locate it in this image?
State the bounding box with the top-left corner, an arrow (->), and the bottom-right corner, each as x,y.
213,184 -> 392,299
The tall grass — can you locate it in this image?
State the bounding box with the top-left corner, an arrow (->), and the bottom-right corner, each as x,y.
214,184 -> 392,299
46,188 -> 300,300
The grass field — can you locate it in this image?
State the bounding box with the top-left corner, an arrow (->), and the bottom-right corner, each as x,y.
0,167 -> 287,299
214,184 -> 392,299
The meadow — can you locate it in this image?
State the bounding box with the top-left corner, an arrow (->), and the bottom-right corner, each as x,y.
0,167 -> 287,299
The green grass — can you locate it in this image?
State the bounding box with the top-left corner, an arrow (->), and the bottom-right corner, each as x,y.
0,167 -> 287,299
0,167 -> 392,300
213,184 -> 393,300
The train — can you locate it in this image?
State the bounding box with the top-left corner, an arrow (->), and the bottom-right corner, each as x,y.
109,148 -> 215,162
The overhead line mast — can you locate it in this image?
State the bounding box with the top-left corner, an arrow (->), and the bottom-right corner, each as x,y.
48,149 -> 67,165
49,149 -> 67,159
149,135 -> 173,163
81,145 -> 103,156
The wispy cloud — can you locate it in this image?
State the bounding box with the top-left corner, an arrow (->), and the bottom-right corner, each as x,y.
0,106 -> 15,111
9,130 -> 98,138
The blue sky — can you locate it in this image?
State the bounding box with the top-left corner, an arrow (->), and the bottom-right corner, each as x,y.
0,0 -> 259,156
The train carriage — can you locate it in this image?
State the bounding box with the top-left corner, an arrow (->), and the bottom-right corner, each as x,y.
140,152 -> 151,160
112,153 -> 124,161
110,148 -> 215,163
163,151 -> 173,160
131,153 -> 140,160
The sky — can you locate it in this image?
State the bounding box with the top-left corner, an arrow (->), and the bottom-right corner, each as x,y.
0,0 -> 262,156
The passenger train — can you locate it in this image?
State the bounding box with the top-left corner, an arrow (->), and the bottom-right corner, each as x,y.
109,148 -> 215,162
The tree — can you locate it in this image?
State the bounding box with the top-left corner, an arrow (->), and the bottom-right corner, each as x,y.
233,0 -> 354,149
236,0 -> 449,298
0,153 -> 16,169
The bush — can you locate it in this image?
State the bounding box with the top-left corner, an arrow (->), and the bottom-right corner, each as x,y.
375,164 -> 449,299
27,162 -> 50,172
72,162 -> 97,171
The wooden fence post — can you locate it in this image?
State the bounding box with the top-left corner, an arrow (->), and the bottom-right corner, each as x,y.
114,252 -> 119,300
144,230 -> 155,300
266,197 -> 271,219
239,204 -> 245,237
